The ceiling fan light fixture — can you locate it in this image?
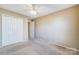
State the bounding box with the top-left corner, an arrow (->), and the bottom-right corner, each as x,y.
26,4 -> 38,16
30,10 -> 37,16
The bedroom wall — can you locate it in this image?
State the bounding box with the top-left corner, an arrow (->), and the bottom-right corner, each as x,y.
35,5 -> 79,49
0,9 -> 2,47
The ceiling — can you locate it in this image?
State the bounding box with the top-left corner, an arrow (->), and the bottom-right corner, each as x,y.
0,4 -> 76,19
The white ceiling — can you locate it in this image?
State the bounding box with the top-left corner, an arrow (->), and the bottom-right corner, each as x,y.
0,4 -> 76,19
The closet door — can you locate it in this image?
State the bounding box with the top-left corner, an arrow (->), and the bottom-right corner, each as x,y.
29,21 -> 35,39
2,14 -> 23,46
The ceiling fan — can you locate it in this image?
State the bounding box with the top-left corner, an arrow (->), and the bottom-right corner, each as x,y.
26,4 -> 38,16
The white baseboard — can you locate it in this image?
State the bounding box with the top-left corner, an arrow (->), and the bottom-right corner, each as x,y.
55,44 -> 79,52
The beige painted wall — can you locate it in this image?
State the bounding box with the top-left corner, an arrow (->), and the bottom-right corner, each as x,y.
0,9 -> 2,47
35,5 -> 79,49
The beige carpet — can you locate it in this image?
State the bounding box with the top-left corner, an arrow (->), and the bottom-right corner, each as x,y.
0,40 -> 78,55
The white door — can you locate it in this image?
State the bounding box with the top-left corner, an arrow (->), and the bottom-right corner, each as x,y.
29,21 -> 35,39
